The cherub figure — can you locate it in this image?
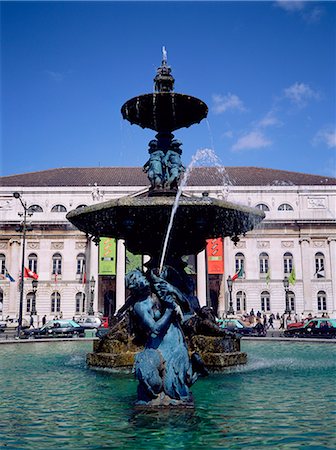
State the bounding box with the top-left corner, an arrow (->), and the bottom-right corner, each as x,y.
163,139 -> 185,189
143,140 -> 164,189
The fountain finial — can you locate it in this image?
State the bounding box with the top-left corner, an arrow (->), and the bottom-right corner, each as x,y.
154,47 -> 174,93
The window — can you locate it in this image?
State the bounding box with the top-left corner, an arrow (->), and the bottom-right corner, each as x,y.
315,252 -> 325,278
255,203 -> 269,211
76,292 -> 86,314
259,252 -> 269,274
0,254 -> 5,275
51,292 -> 61,313
51,204 -> 67,212
52,253 -> 62,275
26,292 -> 36,313
278,203 -> 293,211
76,204 -> 87,209
317,291 -> 327,311
28,205 -> 43,213
287,291 -> 295,312
236,291 -> 246,312
283,252 -> 293,274
28,253 -> 38,274
235,253 -> 245,277
76,253 -> 86,275
261,291 -> 270,312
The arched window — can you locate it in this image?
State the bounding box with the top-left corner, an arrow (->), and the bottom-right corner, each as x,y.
26,291 -> 36,313
76,253 -> 86,275
28,253 -> 38,274
51,204 -> 67,212
236,291 -> 246,312
76,204 -> 87,209
0,288 -> 3,313
52,253 -> 62,275
28,205 -> 43,213
0,254 -> 5,275
317,291 -> 327,311
255,203 -> 270,211
235,253 -> 245,277
75,292 -> 86,314
51,292 -> 61,313
259,252 -> 269,274
283,252 -> 293,274
261,291 -> 270,312
315,252 -> 325,278
278,203 -> 293,211
287,291 -> 295,312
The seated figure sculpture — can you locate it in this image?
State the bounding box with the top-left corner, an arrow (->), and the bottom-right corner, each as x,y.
143,140 -> 165,189
125,269 -> 204,407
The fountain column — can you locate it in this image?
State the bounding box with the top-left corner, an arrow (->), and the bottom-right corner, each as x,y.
116,239 -> 126,311
327,238 -> 336,316
299,237 -> 312,314
197,250 -> 207,307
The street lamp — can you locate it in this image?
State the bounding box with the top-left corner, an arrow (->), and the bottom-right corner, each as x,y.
283,276 -> 290,315
31,279 -> 38,315
227,275 -> 235,316
88,276 -> 95,316
13,192 -> 33,337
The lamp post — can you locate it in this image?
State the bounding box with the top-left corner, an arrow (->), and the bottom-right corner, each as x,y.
227,275 -> 234,316
88,276 -> 95,316
283,276 -> 290,315
13,192 -> 33,337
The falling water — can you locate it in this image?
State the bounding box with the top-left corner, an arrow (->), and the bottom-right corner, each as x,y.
159,148 -> 231,273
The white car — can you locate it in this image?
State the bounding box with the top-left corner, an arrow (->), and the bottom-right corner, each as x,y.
81,317 -> 101,329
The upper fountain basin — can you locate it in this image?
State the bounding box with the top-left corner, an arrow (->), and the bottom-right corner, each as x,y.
121,92 -> 208,132
66,194 -> 265,257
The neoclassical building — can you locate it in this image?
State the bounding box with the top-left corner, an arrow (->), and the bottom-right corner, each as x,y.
0,166 -> 335,324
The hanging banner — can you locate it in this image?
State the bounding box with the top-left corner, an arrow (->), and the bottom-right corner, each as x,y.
99,238 -> 116,275
126,250 -> 142,272
206,238 -> 224,274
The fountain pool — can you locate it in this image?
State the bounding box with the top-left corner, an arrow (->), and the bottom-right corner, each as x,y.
1,341 -> 335,449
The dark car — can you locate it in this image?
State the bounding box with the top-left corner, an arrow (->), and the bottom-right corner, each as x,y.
218,318 -> 266,336
21,319 -> 85,339
284,318 -> 336,338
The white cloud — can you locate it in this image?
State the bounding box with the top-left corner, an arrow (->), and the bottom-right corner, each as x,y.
275,1 -> 305,12
231,131 -> 272,152
257,110 -> 282,128
212,93 -> 246,115
283,82 -> 319,107
222,130 -> 233,139
313,127 -> 336,148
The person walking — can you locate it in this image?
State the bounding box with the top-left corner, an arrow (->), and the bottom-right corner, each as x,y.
268,314 -> 274,329
42,315 -> 47,326
30,313 -> 34,329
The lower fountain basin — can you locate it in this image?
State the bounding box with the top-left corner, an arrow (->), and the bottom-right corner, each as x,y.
66,193 -> 265,256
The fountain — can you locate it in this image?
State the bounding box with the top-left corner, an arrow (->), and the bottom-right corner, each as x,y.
66,49 -> 265,408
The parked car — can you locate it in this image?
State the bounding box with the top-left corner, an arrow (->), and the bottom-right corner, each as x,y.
284,318 -> 336,338
21,319 -> 85,339
0,321 -> 6,332
218,318 -> 266,336
81,317 -> 102,329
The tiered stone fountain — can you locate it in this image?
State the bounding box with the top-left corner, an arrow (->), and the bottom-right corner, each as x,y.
67,50 -> 265,408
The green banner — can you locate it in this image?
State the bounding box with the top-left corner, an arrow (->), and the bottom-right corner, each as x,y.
99,238 -> 116,275
126,250 -> 142,273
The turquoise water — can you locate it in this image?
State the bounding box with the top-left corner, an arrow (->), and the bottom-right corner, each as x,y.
0,341 -> 335,450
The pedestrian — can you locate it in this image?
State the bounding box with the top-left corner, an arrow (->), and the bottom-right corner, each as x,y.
268,315 -> 274,329
276,312 -> 280,320
30,313 -> 34,329
279,314 -> 285,330
257,310 -> 262,318
42,315 -> 46,326
263,314 -> 267,328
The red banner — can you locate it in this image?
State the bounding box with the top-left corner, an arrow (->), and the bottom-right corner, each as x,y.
206,238 -> 224,274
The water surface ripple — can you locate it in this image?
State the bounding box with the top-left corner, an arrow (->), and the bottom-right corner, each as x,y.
0,341 -> 335,449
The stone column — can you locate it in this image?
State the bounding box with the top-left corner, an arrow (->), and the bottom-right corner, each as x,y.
89,238 -> 99,314
9,239 -> 21,316
197,250 -> 207,307
116,239 -> 126,312
299,238 -> 312,314
327,238 -> 336,316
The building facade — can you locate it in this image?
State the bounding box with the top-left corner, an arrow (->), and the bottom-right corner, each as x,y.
0,166 -> 335,324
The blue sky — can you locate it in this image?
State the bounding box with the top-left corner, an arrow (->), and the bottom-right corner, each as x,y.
1,1 -> 335,178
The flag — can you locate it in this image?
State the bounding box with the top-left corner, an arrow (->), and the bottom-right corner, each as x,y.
314,268 -> 325,278
5,267 -> 15,282
265,268 -> 271,286
81,271 -> 87,284
232,266 -> 244,281
54,273 -> 58,284
288,267 -> 296,285
24,267 -> 38,280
